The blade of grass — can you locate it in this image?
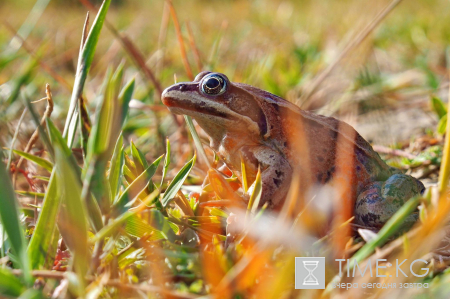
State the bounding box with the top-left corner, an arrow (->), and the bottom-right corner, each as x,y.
0,267 -> 25,297
6,0 -> 51,54
208,21 -> 227,69
77,20 -> 93,161
27,170 -> 60,270
184,115 -> 211,169
125,215 -> 167,241
23,114 -> 63,271
2,21 -> 72,91
324,194 -> 421,294
79,0 -> 165,100
208,169 -> 242,202
12,150 -> 53,172
431,96 -> 447,119
91,190 -> 160,243
65,13 -> 92,148
156,1 -> 170,77
16,81 -> 53,172
160,138 -> 171,186
186,21 -> 203,72
47,119 -> 104,232
146,210 -> 177,242
8,57 -> 37,104
0,152 -> 32,284
13,85 -> 53,185
175,190 -> 195,217
108,134 -> 124,202
15,191 -> 45,198
161,154 -> 196,208
6,108 -> 28,171
82,64 -> 133,218
63,0 -> 112,148
167,0 -> 193,80
240,154 -> 248,193
22,93 -> 53,160
25,100 -> 79,271
113,155 -> 164,214
118,77 -> 135,126
300,0 -> 404,107
130,140 -> 148,175
54,145 -> 89,293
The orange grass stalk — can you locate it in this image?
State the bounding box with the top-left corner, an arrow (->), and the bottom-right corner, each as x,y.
167,0 -> 194,80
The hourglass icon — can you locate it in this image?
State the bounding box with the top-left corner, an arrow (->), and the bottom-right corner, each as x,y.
302,260 -> 319,285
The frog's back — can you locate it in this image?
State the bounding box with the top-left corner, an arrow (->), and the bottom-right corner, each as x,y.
280,106 -> 393,192
234,83 -> 393,192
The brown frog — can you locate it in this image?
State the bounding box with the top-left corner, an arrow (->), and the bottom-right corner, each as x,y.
161,71 -> 424,229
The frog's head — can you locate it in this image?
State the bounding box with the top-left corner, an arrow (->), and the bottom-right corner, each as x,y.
162,71 -> 274,142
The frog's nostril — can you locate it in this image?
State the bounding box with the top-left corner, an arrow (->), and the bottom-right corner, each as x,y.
179,84 -> 187,91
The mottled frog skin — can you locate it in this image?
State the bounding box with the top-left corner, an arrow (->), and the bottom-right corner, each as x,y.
161,71 -> 425,229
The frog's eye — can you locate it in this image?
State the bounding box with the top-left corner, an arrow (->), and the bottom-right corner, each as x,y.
201,74 -> 227,96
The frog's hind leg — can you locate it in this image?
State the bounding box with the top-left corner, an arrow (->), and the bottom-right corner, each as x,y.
354,174 -> 424,231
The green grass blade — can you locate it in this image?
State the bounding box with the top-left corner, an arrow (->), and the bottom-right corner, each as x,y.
125,215 -> 168,241
81,64 -> 133,221
77,97 -> 92,158
0,52 -> 22,69
17,288 -> 42,299
27,170 -> 60,270
15,191 -> 45,198
113,155 -> 164,214
146,210 -> 177,242
8,58 -> 37,104
6,108 -> 28,172
22,94 -> 54,160
63,0 -> 112,147
91,64 -> 123,156
352,195 -> 421,261
24,117 -> 67,271
108,134 -> 124,202
47,119 -> 74,162
161,154 -> 196,208
6,0 -> 51,54
86,69 -> 114,158
324,195 -> 421,293
0,154 -> 31,284
431,96 -> 447,119
184,115 -> 210,168
47,119 -> 104,232
438,114 -> 448,135
0,267 -> 25,297
130,140 -> 148,175
160,138 -> 171,186
54,144 -> 89,292
12,149 -> 53,172
91,190 -> 160,243
118,78 -> 135,127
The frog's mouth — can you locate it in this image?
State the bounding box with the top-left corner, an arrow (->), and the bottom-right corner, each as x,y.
162,95 -> 228,119
162,86 -> 230,119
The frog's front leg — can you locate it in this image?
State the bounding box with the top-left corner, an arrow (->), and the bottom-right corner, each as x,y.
241,146 -> 292,209
355,174 -> 425,231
